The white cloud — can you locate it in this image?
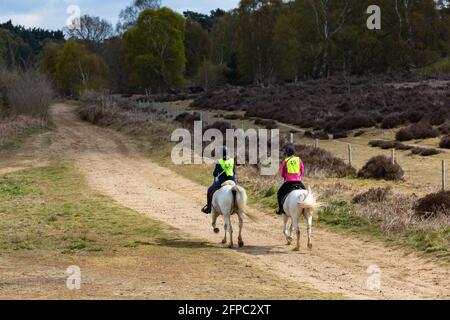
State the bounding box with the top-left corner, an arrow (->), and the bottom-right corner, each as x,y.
0,13 -> 42,28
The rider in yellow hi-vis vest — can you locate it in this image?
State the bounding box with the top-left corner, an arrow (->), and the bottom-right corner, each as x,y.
202,146 -> 237,214
276,145 -> 306,215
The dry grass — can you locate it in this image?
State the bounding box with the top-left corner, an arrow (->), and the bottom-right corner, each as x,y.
0,115 -> 45,147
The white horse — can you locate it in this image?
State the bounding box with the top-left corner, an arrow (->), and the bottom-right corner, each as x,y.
211,181 -> 248,248
282,187 -> 321,251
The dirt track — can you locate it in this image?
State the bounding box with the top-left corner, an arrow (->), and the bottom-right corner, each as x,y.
3,103 -> 450,300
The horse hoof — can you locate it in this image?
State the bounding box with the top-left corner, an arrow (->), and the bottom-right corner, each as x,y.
238,241 -> 244,248
293,247 -> 300,252
214,228 -> 220,234
222,239 -> 227,244
308,243 -> 313,250
228,244 -> 234,249
286,242 -> 291,246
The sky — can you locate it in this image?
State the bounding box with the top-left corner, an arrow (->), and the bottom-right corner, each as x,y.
0,0 -> 240,30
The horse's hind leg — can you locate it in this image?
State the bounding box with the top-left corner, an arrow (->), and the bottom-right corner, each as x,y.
222,213 -> 229,245
222,214 -> 233,248
212,209 -> 220,234
238,211 -> 244,248
305,210 -> 313,249
283,215 -> 292,245
292,214 -> 300,252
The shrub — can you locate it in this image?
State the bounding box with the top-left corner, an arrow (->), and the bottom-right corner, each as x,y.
396,123 -> 439,141
410,147 -> 441,156
294,144 -> 356,177
333,131 -> 348,139
369,140 -> 412,150
224,114 -> 245,120
403,110 -> 424,123
174,112 -> 201,128
439,122 -> 450,135
254,118 -> 278,129
352,187 -> 392,204
334,114 -> 376,132
429,109 -> 448,126
415,191 -> 450,219
357,155 -> 404,181
381,113 -> 404,129
204,121 -> 235,134
0,69 -> 53,119
440,136 -> 450,149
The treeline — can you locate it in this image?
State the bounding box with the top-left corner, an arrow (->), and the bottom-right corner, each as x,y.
2,0 -> 450,96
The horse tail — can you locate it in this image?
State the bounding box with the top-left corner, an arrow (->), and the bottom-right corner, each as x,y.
298,186 -> 322,215
232,185 -> 247,213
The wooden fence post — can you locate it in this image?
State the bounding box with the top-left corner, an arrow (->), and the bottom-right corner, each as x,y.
443,160 -> 446,191
288,133 -> 294,144
348,144 -> 353,166
315,139 -> 319,149
391,149 -> 396,165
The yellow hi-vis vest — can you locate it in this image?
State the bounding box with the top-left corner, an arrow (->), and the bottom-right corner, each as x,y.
219,159 -> 235,177
286,156 -> 301,174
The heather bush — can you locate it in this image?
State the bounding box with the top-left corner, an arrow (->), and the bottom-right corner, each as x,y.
334,114 -> 376,132
415,191 -> 450,219
410,147 -> 441,156
294,144 -> 356,177
381,113 -> 404,129
440,135 -> 450,149
352,187 -> 393,204
358,155 -> 404,181
396,123 -> 439,141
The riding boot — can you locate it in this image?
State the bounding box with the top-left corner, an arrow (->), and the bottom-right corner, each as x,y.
201,191 -> 213,214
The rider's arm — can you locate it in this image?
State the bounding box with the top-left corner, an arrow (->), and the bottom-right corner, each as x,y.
300,160 -> 305,176
280,160 -> 287,179
213,164 -> 221,177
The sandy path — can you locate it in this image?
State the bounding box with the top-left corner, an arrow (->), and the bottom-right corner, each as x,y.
8,103 -> 450,300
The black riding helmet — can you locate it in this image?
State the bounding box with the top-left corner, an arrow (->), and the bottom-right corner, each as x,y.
284,145 -> 295,157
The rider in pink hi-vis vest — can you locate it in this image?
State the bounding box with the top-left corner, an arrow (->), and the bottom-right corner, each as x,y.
276,145 -> 306,215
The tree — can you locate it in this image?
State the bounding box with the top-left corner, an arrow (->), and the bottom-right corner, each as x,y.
183,9 -> 225,31
210,11 -> 239,66
123,8 -> 185,91
55,40 -> 108,96
195,61 -> 226,91
307,0 -> 354,77
237,0 -> 283,85
102,37 -> 129,92
65,14 -> 113,43
0,29 -> 32,68
117,0 -> 161,34
38,41 -> 64,83
273,1 -> 320,80
184,20 -> 211,78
